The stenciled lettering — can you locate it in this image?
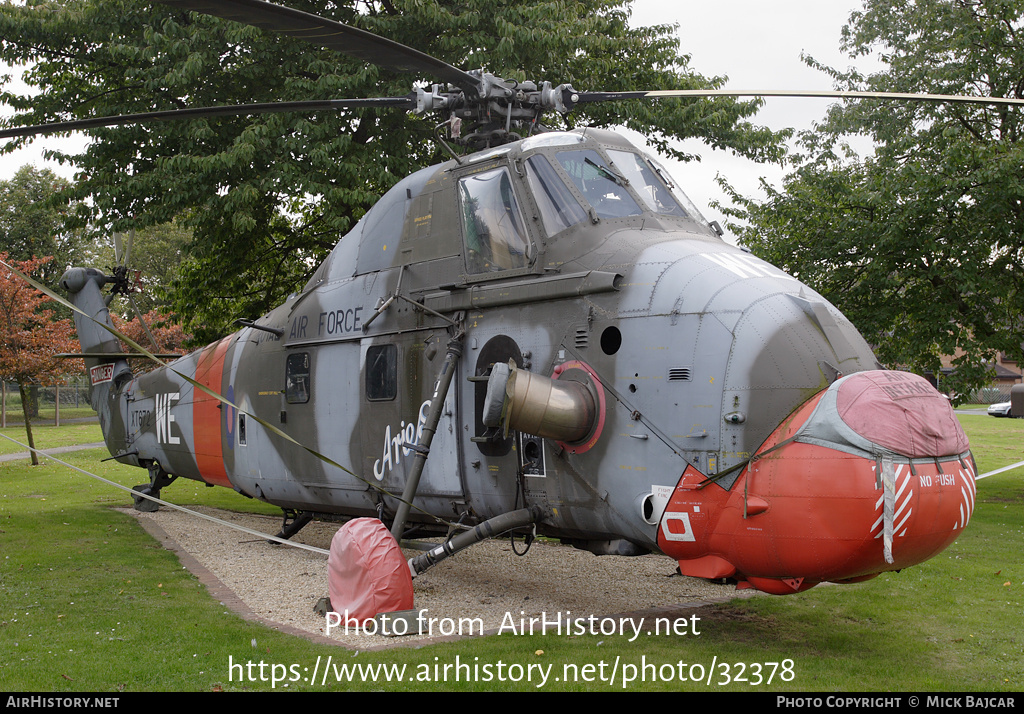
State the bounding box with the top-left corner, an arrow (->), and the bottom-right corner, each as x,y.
373,400 -> 431,480
155,392 -> 180,445
288,315 -> 308,340
317,307 -> 363,336
90,363 -> 114,385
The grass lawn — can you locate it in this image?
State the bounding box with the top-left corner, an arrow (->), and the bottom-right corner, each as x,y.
0,415 -> 1021,692
0,422 -> 104,456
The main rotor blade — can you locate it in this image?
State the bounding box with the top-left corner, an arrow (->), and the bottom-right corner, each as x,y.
158,0 -> 481,97
0,97 -> 414,139
571,88 -> 1024,107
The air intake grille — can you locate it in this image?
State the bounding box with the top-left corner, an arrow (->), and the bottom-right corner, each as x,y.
574,327 -> 589,349
668,367 -> 692,382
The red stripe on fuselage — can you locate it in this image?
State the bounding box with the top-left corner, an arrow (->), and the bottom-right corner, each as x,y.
193,338 -> 232,487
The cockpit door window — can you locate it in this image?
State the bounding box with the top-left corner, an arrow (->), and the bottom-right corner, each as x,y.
458,167 -> 532,273
285,352 -> 311,404
365,344 -> 398,402
524,154 -> 587,237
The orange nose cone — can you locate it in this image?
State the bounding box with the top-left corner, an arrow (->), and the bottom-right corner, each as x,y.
659,371 -> 975,594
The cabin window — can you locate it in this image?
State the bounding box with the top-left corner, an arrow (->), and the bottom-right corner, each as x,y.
366,344 -> 398,401
555,149 -> 642,219
524,155 -> 587,237
606,150 -> 688,217
285,352 -> 311,404
458,167 -> 531,273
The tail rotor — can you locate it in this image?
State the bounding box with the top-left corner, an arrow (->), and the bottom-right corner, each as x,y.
110,228 -> 163,353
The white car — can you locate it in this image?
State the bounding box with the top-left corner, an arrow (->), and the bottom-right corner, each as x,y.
988,402 -> 1013,417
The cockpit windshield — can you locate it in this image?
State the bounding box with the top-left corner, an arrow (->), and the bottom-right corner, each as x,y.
524,154 -> 587,237
643,155 -> 712,226
550,147 -> 709,225
555,149 -> 643,219
606,150 -> 688,218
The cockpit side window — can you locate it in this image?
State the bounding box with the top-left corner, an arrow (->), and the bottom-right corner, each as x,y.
607,150 -> 688,218
458,167 -> 532,274
555,149 -> 642,219
644,155 -> 713,226
524,155 -> 587,237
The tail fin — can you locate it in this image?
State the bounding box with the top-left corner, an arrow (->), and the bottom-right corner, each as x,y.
60,268 -> 132,451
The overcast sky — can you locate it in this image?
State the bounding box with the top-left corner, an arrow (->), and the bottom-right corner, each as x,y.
0,0 -> 878,239
627,0 -> 880,236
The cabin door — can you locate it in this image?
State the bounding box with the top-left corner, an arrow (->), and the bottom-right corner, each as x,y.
358,332 -> 464,511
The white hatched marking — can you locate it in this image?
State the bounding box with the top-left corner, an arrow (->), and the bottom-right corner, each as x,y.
959,486 -> 971,529
894,509 -> 913,534
952,463 -> 977,530
871,468 -> 914,539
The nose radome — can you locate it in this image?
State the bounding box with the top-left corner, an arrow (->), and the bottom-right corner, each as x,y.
715,290 -> 881,482
659,370 -> 976,594
796,370 -> 970,460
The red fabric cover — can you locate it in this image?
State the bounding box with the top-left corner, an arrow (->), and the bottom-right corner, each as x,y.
835,371 -> 969,458
328,518 -> 413,621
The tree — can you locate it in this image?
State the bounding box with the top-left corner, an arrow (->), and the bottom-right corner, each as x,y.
122,222 -> 191,316
721,0 -> 1024,398
0,254 -> 79,465
0,165 -> 89,285
112,307 -> 188,364
0,0 -> 787,344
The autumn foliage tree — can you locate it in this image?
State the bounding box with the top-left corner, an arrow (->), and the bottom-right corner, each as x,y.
112,308 -> 189,369
0,254 -> 79,465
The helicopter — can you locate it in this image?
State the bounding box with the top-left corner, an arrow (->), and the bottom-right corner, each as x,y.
1,0 -> 994,606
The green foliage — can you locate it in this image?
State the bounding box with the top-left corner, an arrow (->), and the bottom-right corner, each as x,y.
1,0 -> 786,342
0,165 -> 88,285
722,0 -> 1024,398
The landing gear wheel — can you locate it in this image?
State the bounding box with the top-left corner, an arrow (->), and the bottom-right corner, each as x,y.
132,485 -> 160,512
132,463 -> 176,512
271,509 -> 314,543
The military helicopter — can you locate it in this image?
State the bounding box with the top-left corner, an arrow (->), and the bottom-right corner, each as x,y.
2,0 -> 996,604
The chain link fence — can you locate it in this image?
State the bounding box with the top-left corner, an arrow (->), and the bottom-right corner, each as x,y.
965,386 -> 1018,405
0,377 -> 96,427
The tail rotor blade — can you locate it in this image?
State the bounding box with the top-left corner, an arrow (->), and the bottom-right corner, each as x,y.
125,229 -> 135,269
129,295 -> 163,352
112,232 -> 124,266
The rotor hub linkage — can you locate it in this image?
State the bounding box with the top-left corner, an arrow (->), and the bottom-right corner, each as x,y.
415,71 -> 578,146
105,264 -> 146,301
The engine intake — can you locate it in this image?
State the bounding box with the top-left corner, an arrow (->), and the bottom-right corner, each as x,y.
482,361 -> 601,447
